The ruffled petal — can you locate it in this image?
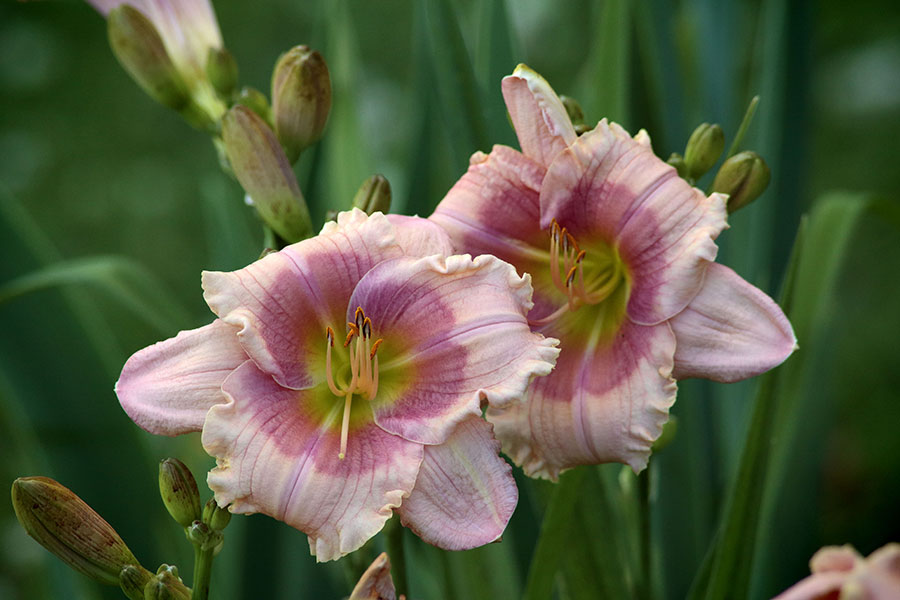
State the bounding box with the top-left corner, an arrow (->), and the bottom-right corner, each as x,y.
349,254 -> 559,445
349,553 -> 396,600
386,214 -> 454,257
202,209 -> 402,389
671,263 -> 797,382
501,64 -> 577,167
429,145 -> 563,320
202,361 -> 423,562
540,120 -> 729,325
115,320 -> 246,436
772,571 -> 850,600
487,319 -> 676,478
398,417 -> 517,551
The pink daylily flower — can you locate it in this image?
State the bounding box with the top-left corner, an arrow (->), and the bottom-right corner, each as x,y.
116,209 -> 559,560
773,544 -> 900,600
430,65 -> 797,478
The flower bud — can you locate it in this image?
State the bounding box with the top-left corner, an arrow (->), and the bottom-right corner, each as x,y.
666,153 -> 688,179
202,498 -> 232,531
11,477 -> 141,586
651,415 -> 678,453
271,45 -> 332,163
107,5 -> 191,112
120,565 -> 155,600
350,552 -> 396,600
206,47 -> 238,99
144,565 -> 191,600
352,175 -> 392,216
712,151 -> 771,213
188,520 -> 224,554
222,104 -> 313,242
158,458 -> 201,528
236,86 -> 272,124
684,122 -> 725,180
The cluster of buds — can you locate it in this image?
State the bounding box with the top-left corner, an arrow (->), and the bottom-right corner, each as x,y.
11,458 -> 230,600
668,115 -> 771,212
89,1 -> 338,245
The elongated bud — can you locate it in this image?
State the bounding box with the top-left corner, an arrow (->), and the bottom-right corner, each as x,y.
158,458 -> 201,528
222,105 -> 313,242
107,5 -> 190,112
120,565 -> 155,600
684,122 -> 725,179
206,47 -> 238,99
202,498 -> 232,531
271,45 -> 332,163
712,151 -> 771,213
11,477 -> 141,586
144,565 -> 191,600
236,86 -> 272,124
352,175 -> 392,215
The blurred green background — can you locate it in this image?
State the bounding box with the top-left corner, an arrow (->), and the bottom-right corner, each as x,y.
1,0 -> 899,598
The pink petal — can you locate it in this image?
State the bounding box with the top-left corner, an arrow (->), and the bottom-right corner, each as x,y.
115,320 -> 246,436
429,145 -> 563,321
202,361 -> 423,562
540,120 -> 729,325
202,209 -> 402,389
670,263 -> 797,383
349,553 -> 396,600
398,417 -> 517,550
810,545 -> 862,573
501,64 -> 577,167
386,214 -> 454,257
487,319 -> 676,477
772,571 -> 849,600
348,254 -> 559,445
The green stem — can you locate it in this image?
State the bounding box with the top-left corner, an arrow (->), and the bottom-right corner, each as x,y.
637,466 -> 653,600
192,545 -> 216,600
385,518 -> 409,599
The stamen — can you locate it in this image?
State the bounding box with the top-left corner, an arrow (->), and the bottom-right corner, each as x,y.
370,338 -> 383,360
338,390 -> 353,460
325,327 -> 343,396
362,317 -> 372,339
355,306 -> 365,332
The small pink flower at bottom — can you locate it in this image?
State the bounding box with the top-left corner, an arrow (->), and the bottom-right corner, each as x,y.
773,544 -> 900,600
116,210 -> 558,561
431,65 -> 797,478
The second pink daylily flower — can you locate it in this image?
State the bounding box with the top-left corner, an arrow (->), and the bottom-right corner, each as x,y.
116,210 -> 559,560
431,65 -> 797,478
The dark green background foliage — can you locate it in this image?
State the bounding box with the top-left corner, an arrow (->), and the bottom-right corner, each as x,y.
1,1 -> 899,598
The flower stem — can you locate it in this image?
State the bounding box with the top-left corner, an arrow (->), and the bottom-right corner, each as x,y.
637,465 -> 654,600
191,545 -> 215,600
384,517 -> 409,598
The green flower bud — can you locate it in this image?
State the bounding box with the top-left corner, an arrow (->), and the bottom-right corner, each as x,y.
144,565 -> 191,600
666,152 -> 688,179
107,5 -> 190,112
352,175 -> 392,216
206,47 -> 239,99
558,95 -> 586,127
11,477 -> 141,586
271,45 -> 332,163
236,86 -> 272,125
202,498 -> 232,532
120,565 -> 155,600
712,151 -> 771,213
188,520 -> 224,554
158,458 -> 201,528
222,105 -> 313,242
684,122 -> 725,180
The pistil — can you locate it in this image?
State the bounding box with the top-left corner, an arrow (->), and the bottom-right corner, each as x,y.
324,307 -> 383,459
